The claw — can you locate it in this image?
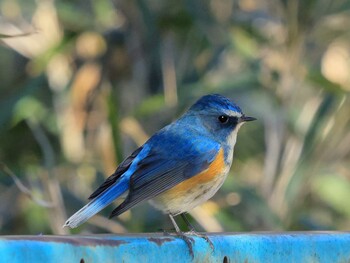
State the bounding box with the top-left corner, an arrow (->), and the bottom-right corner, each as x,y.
167,213 -> 214,257
187,230 -> 214,251
165,231 -> 195,257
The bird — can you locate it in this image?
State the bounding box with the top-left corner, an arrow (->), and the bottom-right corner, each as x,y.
63,94 -> 256,234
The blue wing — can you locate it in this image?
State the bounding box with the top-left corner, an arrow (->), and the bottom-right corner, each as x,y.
64,122 -> 220,228
109,126 -> 220,218
88,146 -> 143,200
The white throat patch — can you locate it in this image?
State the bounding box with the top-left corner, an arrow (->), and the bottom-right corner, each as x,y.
226,122 -> 244,163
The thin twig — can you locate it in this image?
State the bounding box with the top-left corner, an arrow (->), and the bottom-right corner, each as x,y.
0,31 -> 37,39
0,162 -> 53,208
26,120 -> 68,234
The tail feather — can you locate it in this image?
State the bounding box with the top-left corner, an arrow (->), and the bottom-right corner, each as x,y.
63,178 -> 128,228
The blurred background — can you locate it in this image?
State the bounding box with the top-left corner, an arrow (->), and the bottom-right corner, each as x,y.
0,0 -> 349,235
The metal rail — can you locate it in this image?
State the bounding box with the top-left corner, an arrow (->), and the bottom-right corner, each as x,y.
1,232 -> 350,262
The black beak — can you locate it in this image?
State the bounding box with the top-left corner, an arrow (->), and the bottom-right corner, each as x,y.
240,116 -> 256,122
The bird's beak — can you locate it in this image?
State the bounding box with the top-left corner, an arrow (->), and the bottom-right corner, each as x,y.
240,116 -> 256,123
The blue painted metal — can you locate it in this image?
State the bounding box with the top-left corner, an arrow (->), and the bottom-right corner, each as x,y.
0,232 -> 350,263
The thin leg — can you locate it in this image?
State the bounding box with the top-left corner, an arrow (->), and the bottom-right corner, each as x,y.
169,214 -> 181,233
180,213 -> 196,232
166,214 -> 195,257
180,213 -> 214,250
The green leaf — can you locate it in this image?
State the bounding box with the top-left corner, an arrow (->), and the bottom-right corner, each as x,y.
12,96 -> 47,125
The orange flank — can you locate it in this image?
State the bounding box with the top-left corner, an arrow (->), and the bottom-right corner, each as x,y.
162,148 -> 225,197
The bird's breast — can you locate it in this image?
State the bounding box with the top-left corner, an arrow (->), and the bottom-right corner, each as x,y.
150,148 -> 231,215
171,148 -> 226,192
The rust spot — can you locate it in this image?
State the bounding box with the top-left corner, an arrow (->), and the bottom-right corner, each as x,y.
147,237 -> 173,246
4,236 -> 128,247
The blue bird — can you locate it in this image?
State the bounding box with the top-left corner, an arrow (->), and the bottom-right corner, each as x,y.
64,94 -> 255,233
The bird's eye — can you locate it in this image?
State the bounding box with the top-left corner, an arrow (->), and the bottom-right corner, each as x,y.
218,115 -> 229,124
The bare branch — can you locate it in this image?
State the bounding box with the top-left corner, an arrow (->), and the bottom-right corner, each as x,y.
0,163 -> 53,208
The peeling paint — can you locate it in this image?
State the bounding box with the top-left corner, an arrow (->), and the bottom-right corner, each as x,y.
147,237 -> 173,246
3,235 -> 128,247
0,232 -> 350,263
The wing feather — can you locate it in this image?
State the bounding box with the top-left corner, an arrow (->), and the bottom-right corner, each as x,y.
109,145 -> 219,218
88,147 -> 143,200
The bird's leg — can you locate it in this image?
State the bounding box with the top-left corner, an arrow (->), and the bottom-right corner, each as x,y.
165,214 -> 195,256
169,214 -> 182,233
180,213 -> 214,250
161,214 -> 180,235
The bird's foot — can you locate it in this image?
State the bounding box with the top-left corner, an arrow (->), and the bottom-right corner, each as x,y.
163,231 -> 195,257
186,230 -> 214,251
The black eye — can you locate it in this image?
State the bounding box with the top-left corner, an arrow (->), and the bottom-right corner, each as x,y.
218,115 -> 229,124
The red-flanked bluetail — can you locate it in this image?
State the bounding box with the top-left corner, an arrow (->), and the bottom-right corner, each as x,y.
64,94 -> 256,233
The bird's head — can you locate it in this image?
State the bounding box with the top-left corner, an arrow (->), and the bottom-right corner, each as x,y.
186,94 -> 256,147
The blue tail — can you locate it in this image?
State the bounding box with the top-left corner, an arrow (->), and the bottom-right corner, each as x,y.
63,177 -> 129,228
